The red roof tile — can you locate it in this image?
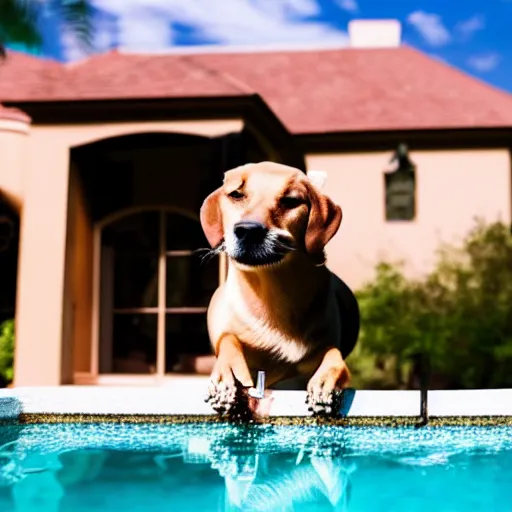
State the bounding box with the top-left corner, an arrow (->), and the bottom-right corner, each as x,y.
2,47 -> 512,134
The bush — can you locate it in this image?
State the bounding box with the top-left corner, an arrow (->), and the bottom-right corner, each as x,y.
0,318 -> 14,386
349,220 -> 512,390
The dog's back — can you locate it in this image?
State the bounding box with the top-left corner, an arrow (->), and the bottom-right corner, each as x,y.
330,272 -> 360,360
271,272 -> 359,391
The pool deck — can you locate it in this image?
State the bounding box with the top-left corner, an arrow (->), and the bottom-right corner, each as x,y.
1,380 -> 512,425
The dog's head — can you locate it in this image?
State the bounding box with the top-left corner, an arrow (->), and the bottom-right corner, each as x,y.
200,162 -> 342,269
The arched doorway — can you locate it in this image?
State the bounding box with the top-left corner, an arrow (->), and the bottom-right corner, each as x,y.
69,130 -> 236,383
0,200 -> 19,327
0,196 -> 18,387
96,207 -> 220,379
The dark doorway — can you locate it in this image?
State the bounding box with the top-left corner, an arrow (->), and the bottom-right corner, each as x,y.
70,129 -> 261,379
0,196 -> 19,326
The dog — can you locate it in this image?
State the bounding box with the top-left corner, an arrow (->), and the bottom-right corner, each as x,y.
200,161 -> 359,416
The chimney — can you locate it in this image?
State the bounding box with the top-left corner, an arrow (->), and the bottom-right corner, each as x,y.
348,19 -> 401,48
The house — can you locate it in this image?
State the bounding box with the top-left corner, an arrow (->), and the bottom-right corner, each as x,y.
1,21 -> 511,387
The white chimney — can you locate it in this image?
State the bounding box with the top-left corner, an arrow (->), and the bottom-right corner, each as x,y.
348,19 -> 401,48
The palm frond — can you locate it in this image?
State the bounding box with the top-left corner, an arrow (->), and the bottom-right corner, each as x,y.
57,0 -> 94,53
0,0 -> 42,50
0,0 -> 95,56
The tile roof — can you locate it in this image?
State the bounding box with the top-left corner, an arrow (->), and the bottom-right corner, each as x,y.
2,46 -> 512,134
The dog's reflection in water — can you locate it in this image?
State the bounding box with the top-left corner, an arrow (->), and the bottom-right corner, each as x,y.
214,449 -> 355,512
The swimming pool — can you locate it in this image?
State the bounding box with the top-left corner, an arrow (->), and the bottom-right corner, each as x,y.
0,423 -> 510,511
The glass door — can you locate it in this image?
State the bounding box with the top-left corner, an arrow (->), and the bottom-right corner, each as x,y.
164,212 -> 219,374
98,209 -> 219,378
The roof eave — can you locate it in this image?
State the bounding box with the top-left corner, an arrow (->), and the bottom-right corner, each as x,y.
296,126 -> 512,153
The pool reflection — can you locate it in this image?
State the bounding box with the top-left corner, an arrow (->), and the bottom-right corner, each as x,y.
219,452 -> 354,511
0,426 -> 355,512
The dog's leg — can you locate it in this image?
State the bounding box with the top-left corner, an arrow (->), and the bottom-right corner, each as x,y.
206,334 -> 254,416
300,347 -> 350,416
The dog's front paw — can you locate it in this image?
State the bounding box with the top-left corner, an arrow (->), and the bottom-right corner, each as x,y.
206,352 -> 256,420
306,362 -> 350,417
205,381 -> 239,416
205,379 -> 255,421
306,388 -> 343,417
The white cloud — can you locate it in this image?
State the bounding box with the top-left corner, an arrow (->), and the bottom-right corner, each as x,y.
61,0 -> 348,59
468,52 -> 501,72
280,0 -> 322,17
61,29 -> 87,61
336,0 -> 359,14
407,10 -> 451,47
248,0 -> 321,19
118,7 -> 174,51
455,15 -> 485,39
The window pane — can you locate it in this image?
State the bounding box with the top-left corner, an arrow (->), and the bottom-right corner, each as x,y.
103,211 -> 160,252
384,171 -> 416,221
109,314 -> 157,374
166,255 -> 219,308
165,314 -> 212,373
101,211 -> 160,309
113,253 -> 158,308
166,213 -> 208,251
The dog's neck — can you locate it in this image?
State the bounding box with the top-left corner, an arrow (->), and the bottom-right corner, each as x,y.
227,253 -> 329,319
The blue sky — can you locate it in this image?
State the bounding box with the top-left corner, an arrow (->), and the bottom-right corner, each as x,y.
18,0 -> 512,93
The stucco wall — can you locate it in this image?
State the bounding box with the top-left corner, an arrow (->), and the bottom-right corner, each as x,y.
307,149 -> 512,291
64,164 -> 94,377
0,121 -> 29,211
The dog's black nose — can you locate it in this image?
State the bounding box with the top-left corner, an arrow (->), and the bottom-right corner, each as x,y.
234,221 -> 268,243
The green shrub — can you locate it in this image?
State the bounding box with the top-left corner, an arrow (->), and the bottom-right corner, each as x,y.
0,318 -> 14,384
349,219 -> 512,390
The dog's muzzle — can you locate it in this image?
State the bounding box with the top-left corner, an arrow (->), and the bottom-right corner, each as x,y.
229,221 -> 292,267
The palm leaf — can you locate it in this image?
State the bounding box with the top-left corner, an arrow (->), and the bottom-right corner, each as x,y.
0,0 -> 94,57
58,0 -> 94,53
0,0 -> 41,50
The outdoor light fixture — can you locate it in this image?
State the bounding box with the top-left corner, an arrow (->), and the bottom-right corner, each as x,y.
384,143 -> 417,221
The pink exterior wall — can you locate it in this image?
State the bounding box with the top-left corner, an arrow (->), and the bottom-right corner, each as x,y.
307,149 -> 512,291
0,119 -> 30,211
14,136 -> 71,386
64,164 -> 94,378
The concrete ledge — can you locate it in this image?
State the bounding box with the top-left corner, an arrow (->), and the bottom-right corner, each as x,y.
1,386 -> 512,424
428,389 -> 512,417
1,386 -> 420,419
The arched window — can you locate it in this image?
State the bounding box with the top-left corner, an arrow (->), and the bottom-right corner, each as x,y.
97,208 -> 219,376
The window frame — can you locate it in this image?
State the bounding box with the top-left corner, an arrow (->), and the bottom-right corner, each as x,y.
88,206 -> 226,384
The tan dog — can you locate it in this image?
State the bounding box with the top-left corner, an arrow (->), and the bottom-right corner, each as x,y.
200,162 -> 359,416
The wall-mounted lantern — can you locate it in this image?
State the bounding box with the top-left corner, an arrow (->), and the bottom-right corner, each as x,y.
384,143 -> 416,221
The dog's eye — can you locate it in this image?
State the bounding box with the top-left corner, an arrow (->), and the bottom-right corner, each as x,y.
228,190 -> 245,200
280,196 -> 304,209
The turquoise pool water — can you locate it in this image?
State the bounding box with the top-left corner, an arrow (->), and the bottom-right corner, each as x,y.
0,423 -> 511,511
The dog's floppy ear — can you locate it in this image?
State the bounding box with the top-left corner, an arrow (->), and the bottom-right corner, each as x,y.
304,181 -> 342,257
200,187 -> 224,248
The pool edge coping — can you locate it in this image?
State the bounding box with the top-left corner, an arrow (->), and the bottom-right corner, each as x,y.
5,413 -> 512,427
2,387 -> 512,426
